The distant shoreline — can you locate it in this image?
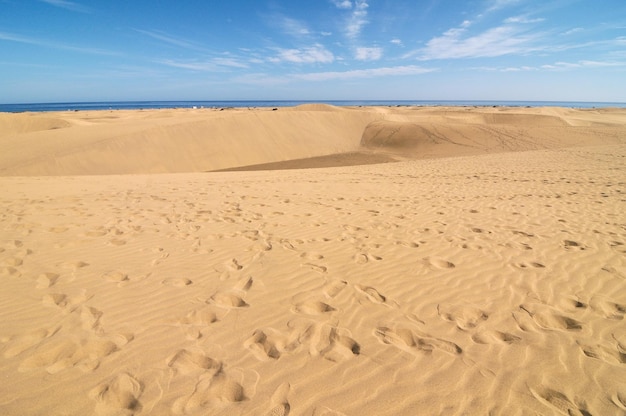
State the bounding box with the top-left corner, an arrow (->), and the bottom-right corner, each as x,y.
2,100 -> 626,113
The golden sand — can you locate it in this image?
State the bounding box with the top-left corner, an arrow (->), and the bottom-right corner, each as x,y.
1,105 -> 625,415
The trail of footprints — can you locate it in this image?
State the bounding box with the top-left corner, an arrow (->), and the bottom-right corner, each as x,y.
3,190 -> 625,415
0,238 -> 142,415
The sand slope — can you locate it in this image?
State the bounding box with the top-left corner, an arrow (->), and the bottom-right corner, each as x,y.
0,106 -> 625,415
1,106 -> 625,175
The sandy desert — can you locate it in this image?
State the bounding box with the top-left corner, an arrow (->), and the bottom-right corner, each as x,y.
1,104 -> 625,415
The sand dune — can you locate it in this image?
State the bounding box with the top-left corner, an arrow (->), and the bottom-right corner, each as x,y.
0,106 -> 625,415
1,106 -> 625,175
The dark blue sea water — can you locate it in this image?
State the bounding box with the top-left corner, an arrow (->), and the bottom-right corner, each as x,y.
1,100 -> 625,113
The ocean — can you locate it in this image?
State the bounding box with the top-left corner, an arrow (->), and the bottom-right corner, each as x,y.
1,100 -> 625,113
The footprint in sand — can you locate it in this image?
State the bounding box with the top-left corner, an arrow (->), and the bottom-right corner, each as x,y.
36,272 -> 60,289
375,326 -> 462,356
5,240 -> 23,249
589,296 -> 626,320
101,270 -> 128,283
530,385 -> 592,416
322,279 -> 347,299
504,241 -> 533,251
19,337 -> 119,374
245,329 -> 296,360
90,373 -> 143,416
80,306 -> 104,332
578,341 -> 626,365
300,252 -> 324,261
354,253 -> 382,264
514,261 -> 545,269
234,276 -> 254,292
265,382 -> 291,416
437,303 -> 489,331
302,263 -> 327,274
292,300 -> 336,316
167,349 -> 221,374
280,240 -> 297,251
47,226 -> 69,234
209,292 -> 249,308
0,267 -> 21,278
171,372 -> 246,414
314,326 -> 360,362
224,258 -> 243,271
611,392 -> 626,411
176,306 -> 218,339
471,330 -> 521,345
423,257 -> 455,269
161,278 -> 193,287
512,230 -> 535,238
84,228 -> 108,237
518,304 -> 582,332
2,327 -> 60,358
2,257 -> 23,267
557,297 -> 588,313
397,241 -> 421,249
58,261 -> 90,271
563,240 -> 587,251
245,323 -> 359,362
355,285 -> 386,304
42,292 -> 89,313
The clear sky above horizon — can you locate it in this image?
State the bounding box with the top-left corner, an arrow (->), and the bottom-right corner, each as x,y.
1,0 -> 625,103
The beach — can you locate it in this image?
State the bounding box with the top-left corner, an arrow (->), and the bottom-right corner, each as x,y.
1,105 -> 625,415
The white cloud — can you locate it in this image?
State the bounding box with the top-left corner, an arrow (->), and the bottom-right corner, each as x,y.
504,16 -> 545,24
355,47 -> 382,61
269,44 -> 335,64
411,19 -> 542,60
390,39 -> 403,46
331,0 -> 352,9
293,65 -> 435,81
346,0 -> 369,38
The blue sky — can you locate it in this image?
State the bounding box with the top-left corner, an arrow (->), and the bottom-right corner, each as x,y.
1,0 -> 625,103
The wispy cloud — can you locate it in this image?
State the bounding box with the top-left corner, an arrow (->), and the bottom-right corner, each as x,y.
410,18 -> 543,60
390,39 -> 403,46
293,65 -> 435,81
355,47 -> 382,61
278,16 -> 311,37
0,31 -> 116,55
561,27 -> 584,36
504,16 -> 544,24
269,44 -> 334,64
331,0 -> 352,10
477,60 -> 625,72
159,56 -> 249,72
486,0 -> 523,12
135,29 -> 205,51
542,60 -> 625,70
346,0 -> 369,39
40,0 -> 89,13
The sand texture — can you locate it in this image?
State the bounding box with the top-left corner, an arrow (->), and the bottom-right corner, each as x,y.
1,105 -> 625,415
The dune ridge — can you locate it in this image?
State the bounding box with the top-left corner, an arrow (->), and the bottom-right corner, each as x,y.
0,106 -> 625,415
